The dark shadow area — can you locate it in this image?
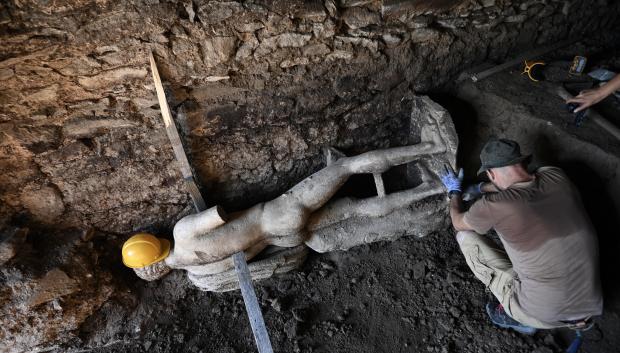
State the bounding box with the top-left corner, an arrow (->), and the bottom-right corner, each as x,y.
384,162 -> 424,194
560,161 -> 620,311
427,92 -> 482,180
331,160 -> 426,200
532,134 -> 620,310
332,173 -> 377,199
594,96 -> 620,129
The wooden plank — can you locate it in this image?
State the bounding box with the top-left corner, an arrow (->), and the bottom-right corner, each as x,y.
149,51 -> 206,209
148,51 -> 195,180
183,177 -> 207,211
233,252 -> 275,353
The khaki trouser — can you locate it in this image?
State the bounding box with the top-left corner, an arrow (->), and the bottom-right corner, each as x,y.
457,231 -> 566,329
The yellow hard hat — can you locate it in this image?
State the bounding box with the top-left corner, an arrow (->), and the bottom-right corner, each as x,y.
122,233 -> 171,268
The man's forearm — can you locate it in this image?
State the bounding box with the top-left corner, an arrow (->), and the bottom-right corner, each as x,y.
449,193 -> 463,220
448,193 -> 470,231
601,74 -> 620,96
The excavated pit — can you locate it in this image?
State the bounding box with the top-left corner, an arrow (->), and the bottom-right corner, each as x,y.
1,1 -> 620,352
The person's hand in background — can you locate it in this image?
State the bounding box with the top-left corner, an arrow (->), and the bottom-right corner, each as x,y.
566,74 -> 620,112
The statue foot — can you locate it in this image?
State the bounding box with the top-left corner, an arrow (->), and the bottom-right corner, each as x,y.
419,122 -> 447,155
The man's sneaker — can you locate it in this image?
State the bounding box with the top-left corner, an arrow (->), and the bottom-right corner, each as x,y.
486,301 -> 538,335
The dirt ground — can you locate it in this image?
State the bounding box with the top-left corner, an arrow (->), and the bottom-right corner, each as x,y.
79,230 -> 618,353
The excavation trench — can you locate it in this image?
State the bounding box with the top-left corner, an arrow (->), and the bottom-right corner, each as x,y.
1,1 -> 620,352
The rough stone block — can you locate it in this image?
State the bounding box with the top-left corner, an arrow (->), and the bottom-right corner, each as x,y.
410,28 -> 442,42
0,68 -> 14,80
77,67 -> 147,90
0,227 -> 27,265
255,33 -> 311,56
27,268 -> 80,307
302,43 -> 332,56
340,0 -> 376,7
62,118 -> 137,139
196,1 -> 243,24
280,57 -> 311,68
26,84 -> 58,104
19,186 -> 65,224
294,0 -> 327,22
201,37 -> 237,68
342,7 -> 381,29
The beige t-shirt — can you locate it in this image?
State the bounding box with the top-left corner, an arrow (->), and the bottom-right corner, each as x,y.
464,167 -> 603,323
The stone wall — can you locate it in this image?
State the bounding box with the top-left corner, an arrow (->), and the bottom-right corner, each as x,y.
1,0 -> 619,233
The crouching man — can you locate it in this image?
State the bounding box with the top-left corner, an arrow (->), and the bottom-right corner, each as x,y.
441,138 -> 602,334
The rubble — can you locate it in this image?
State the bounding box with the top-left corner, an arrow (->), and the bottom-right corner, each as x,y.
27,268 -> 79,307
0,228 -> 116,353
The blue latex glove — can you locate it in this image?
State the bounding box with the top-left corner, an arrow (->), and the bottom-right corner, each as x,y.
440,165 -> 464,193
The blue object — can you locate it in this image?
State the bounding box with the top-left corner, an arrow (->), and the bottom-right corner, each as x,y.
566,330 -> 583,353
588,68 -> 616,82
485,302 -> 538,335
441,165 -> 464,193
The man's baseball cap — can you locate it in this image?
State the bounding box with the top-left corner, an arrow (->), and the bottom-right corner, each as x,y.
477,138 -> 532,175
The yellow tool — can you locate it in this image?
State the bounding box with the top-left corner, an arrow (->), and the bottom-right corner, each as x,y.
121,233 -> 170,268
522,60 -> 546,82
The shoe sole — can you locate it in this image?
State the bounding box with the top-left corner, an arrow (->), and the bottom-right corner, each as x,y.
490,321 -> 538,335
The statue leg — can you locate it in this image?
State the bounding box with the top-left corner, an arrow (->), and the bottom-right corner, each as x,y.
305,162 -> 447,253
306,161 -> 442,231
340,124 -> 446,174
262,131 -> 445,244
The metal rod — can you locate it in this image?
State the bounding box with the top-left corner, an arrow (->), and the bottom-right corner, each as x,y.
233,252 -> 274,353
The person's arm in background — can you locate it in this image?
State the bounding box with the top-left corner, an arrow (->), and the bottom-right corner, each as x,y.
566,74 -> 620,113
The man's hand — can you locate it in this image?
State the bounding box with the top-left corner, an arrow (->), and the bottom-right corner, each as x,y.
440,165 -> 463,194
566,74 -> 620,113
440,166 -> 474,232
463,182 -> 483,201
565,88 -> 607,113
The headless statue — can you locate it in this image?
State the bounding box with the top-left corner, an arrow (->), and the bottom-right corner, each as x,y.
133,96 -> 457,291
